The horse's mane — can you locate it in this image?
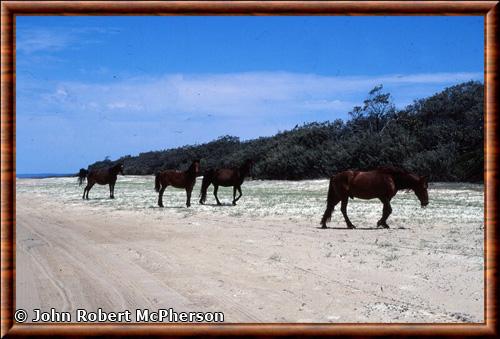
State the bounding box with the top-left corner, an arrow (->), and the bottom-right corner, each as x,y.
239,159 -> 253,173
374,166 -> 420,190
108,162 -> 123,174
186,159 -> 199,174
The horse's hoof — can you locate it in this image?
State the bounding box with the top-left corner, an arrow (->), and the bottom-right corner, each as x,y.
232,202 -> 236,206
321,225 -> 327,229
347,224 -> 356,229
378,221 -> 389,228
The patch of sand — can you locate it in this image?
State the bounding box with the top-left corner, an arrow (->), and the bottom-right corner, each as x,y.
16,190 -> 483,323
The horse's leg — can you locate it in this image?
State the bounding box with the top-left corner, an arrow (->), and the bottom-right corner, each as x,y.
213,185 -> 222,205
377,199 -> 392,228
186,187 -> 192,208
82,186 -> 87,200
109,183 -> 114,199
158,186 -> 166,207
111,180 -> 117,199
233,186 -> 242,205
340,198 -> 356,229
85,183 -> 94,200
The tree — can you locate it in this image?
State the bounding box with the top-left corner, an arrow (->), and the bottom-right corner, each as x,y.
88,82 -> 483,182
348,85 -> 395,133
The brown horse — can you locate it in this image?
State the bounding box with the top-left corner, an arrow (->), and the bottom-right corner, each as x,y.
79,163 -> 124,200
320,166 -> 429,229
155,160 -> 200,208
199,159 -> 254,206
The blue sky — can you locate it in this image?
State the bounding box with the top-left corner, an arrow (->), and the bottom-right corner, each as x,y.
16,16 -> 484,174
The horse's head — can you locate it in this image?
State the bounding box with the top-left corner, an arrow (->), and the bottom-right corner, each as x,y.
414,175 -> 429,207
242,159 -> 255,176
245,159 -> 255,169
118,163 -> 124,175
192,159 -> 201,175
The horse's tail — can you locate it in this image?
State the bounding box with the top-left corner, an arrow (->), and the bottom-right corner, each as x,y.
320,176 -> 337,227
77,169 -> 88,186
199,169 -> 214,204
154,172 -> 161,192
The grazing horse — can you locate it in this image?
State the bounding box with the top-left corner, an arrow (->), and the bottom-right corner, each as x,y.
80,163 -> 124,200
155,160 -> 200,208
199,159 -> 254,206
320,166 -> 429,229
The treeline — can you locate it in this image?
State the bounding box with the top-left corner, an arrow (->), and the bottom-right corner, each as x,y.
90,81 -> 484,182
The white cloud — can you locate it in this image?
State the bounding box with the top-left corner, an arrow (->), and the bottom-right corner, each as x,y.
106,102 -> 144,110
27,71 -> 481,121
16,27 -> 117,54
17,29 -> 70,54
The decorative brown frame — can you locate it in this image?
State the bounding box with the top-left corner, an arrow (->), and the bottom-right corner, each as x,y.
1,1 -> 498,337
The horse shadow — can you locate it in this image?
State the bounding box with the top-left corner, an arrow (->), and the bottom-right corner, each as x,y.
201,203 -> 234,207
149,205 -> 187,209
84,197 -> 113,201
316,226 -> 407,230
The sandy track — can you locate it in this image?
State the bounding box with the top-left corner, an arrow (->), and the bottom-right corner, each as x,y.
16,191 -> 483,323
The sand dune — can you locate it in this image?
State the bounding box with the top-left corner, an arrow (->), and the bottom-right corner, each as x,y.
16,178 -> 484,323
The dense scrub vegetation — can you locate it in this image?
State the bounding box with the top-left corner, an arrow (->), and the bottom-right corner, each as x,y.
90,81 -> 484,182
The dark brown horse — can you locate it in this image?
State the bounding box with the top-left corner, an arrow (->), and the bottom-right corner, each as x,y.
79,163 -> 124,200
155,160 -> 200,208
320,166 -> 429,229
199,159 -> 254,206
